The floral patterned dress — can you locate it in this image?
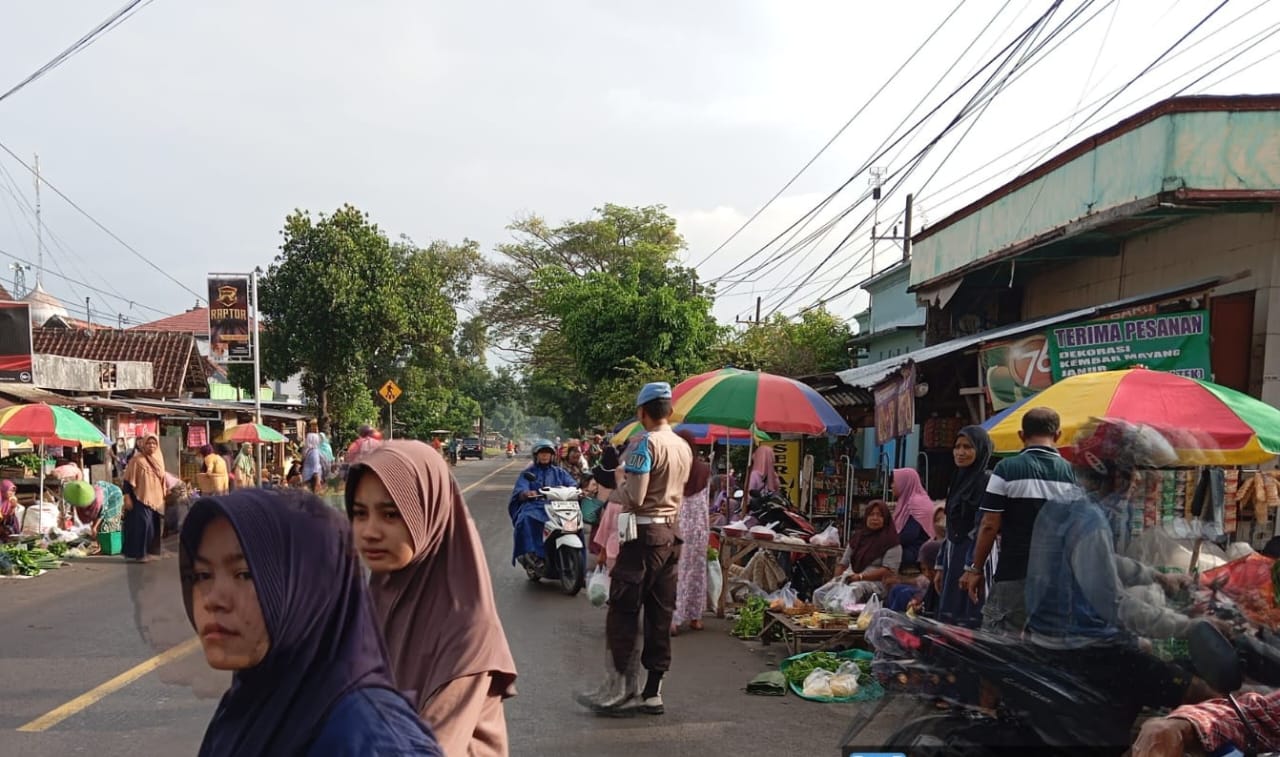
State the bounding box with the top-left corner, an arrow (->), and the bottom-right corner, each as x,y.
673,488 -> 710,628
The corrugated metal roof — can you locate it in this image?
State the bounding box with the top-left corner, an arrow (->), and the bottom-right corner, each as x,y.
836,275 -> 1223,391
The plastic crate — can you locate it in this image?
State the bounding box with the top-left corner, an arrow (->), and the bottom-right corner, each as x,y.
98,530 -> 122,556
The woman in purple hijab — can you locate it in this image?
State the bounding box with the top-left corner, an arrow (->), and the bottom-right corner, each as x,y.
179,489 -> 442,757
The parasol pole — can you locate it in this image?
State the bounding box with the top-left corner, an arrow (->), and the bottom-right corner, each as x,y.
38,440 -> 45,532
251,269 -> 263,487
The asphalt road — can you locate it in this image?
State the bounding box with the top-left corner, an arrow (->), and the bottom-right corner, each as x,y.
0,456 -> 878,756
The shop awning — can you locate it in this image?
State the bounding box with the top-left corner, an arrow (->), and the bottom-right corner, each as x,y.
836,275 -> 1225,393
0,385 -> 76,406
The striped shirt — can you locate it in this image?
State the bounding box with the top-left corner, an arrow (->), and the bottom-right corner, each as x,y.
979,445 -> 1079,582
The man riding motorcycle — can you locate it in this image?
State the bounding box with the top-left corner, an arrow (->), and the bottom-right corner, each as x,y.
509,439 -> 579,571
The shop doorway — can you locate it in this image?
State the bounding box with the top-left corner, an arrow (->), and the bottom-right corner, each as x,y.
1210,291 -> 1253,393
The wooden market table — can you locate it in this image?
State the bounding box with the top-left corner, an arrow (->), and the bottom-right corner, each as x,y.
715,534 -> 845,618
760,610 -> 867,656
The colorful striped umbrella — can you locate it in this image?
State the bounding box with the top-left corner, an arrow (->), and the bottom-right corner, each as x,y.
0,403 -> 108,447
217,423 -> 286,444
610,421 -> 771,446
983,368 -> 1280,465
670,368 -> 851,436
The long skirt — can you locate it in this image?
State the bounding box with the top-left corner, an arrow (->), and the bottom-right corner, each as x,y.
673,489 -> 710,627
123,503 -> 163,560
936,536 -> 997,628
511,502 -> 549,565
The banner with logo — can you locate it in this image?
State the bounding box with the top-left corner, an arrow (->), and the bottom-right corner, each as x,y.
767,440 -> 803,506
874,363 -> 916,445
1048,310 -> 1210,380
980,333 -> 1053,411
207,275 -> 253,364
0,302 -> 33,383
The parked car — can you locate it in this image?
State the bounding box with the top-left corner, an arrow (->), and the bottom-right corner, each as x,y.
459,437 -> 484,460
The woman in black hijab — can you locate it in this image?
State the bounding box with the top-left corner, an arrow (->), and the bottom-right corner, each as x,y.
179,489 -> 442,757
936,426 -> 993,627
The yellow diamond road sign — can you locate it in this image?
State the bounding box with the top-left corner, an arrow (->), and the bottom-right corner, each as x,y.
379,380 -> 402,404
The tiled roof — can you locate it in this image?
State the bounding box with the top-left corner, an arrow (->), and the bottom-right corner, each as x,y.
130,306 -> 211,335
31,327 -> 207,396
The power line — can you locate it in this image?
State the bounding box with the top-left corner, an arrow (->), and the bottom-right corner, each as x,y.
0,141 -> 205,303
0,245 -> 175,318
0,0 -> 157,106
690,0 -> 972,272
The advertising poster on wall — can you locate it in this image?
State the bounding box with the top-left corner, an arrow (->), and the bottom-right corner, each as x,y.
768,440 -> 803,506
980,333 -> 1053,411
207,275 -> 253,364
874,363 -> 917,445
1047,310 -> 1211,380
0,302 -> 33,383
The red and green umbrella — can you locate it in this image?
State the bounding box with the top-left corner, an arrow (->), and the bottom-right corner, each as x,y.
670,368 -> 851,436
610,421 -> 771,447
0,403 -> 108,447
217,423 -> 286,445
984,368 -> 1280,465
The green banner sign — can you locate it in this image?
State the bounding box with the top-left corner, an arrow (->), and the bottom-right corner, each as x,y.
1047,310 -> 1211,380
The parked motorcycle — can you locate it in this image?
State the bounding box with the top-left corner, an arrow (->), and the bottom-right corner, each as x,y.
854,607 -> 1280,756
518,474 -> 586,595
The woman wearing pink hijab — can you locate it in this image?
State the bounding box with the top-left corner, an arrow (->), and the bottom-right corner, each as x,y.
891,467 -> 937,568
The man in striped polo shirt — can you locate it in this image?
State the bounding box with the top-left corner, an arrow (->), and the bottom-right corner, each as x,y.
959,407 -> 1079,633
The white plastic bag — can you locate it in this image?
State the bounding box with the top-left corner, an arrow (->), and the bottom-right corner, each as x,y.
587,566 -> 610,607
827,661 -> 861,698
802,668 -> 835,698
707,559 -> 723,613
767,582 -> 800,610
809,525 -> 841,547
856,593 -> 882,630
813,578 -> 855,614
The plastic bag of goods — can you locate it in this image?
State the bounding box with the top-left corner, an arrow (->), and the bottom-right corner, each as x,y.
827,661 -> 861,698
802,668 -> 835,698
707,559 -> 723,613
767,582 -> 800,611
856,594 -> 882,630
809,525 -> 841,547
587,566 -> 610,607
21,502 -> 59,536
813,578 -> 855,614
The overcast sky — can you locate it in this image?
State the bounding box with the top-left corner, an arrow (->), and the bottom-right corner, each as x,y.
0,0 -> 1275,336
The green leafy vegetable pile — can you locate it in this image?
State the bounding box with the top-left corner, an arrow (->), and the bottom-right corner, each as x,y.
784,653 -> 874,685
733,596 -> 768,638
47,541 -> 68,558
0,545 -> 61,576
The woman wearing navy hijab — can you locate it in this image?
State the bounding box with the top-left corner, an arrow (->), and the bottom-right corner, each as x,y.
179,488 -> 442,757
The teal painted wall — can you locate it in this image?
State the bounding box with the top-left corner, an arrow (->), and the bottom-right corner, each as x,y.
911,108 -> 1280,287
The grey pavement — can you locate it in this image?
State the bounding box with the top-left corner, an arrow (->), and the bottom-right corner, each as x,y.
0,457 -> 884,756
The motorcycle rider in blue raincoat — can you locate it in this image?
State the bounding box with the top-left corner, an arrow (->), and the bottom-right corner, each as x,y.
509,439 -> 578,570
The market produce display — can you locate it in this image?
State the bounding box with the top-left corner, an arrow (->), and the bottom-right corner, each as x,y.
0,545 -> 61,576
779,649 -> 882,703
733,596 -> 768,638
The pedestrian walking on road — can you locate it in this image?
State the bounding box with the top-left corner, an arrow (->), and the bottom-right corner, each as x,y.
179,488 -> 442,757
671,429 -> 711,635
580,382 -> 692,716
347,441 -> 517,757
960,407 -> 1078,634
122,433 -> 168,562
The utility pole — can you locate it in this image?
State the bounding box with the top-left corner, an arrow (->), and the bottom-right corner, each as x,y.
868,167 -> 886,276
251,268 -> 264,486
33,154 -> 43,288
85,297 -> 91,327
871,193 -> 914,262
735,296 -> 764,326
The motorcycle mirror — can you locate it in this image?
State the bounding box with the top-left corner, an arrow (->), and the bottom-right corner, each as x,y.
1187,619 -> 1243,694
522,471 -> 536,482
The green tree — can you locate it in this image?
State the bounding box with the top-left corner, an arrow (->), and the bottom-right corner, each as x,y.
480,204 -> 721,430
257,205 -> 477,433
714,308 -> 853,377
